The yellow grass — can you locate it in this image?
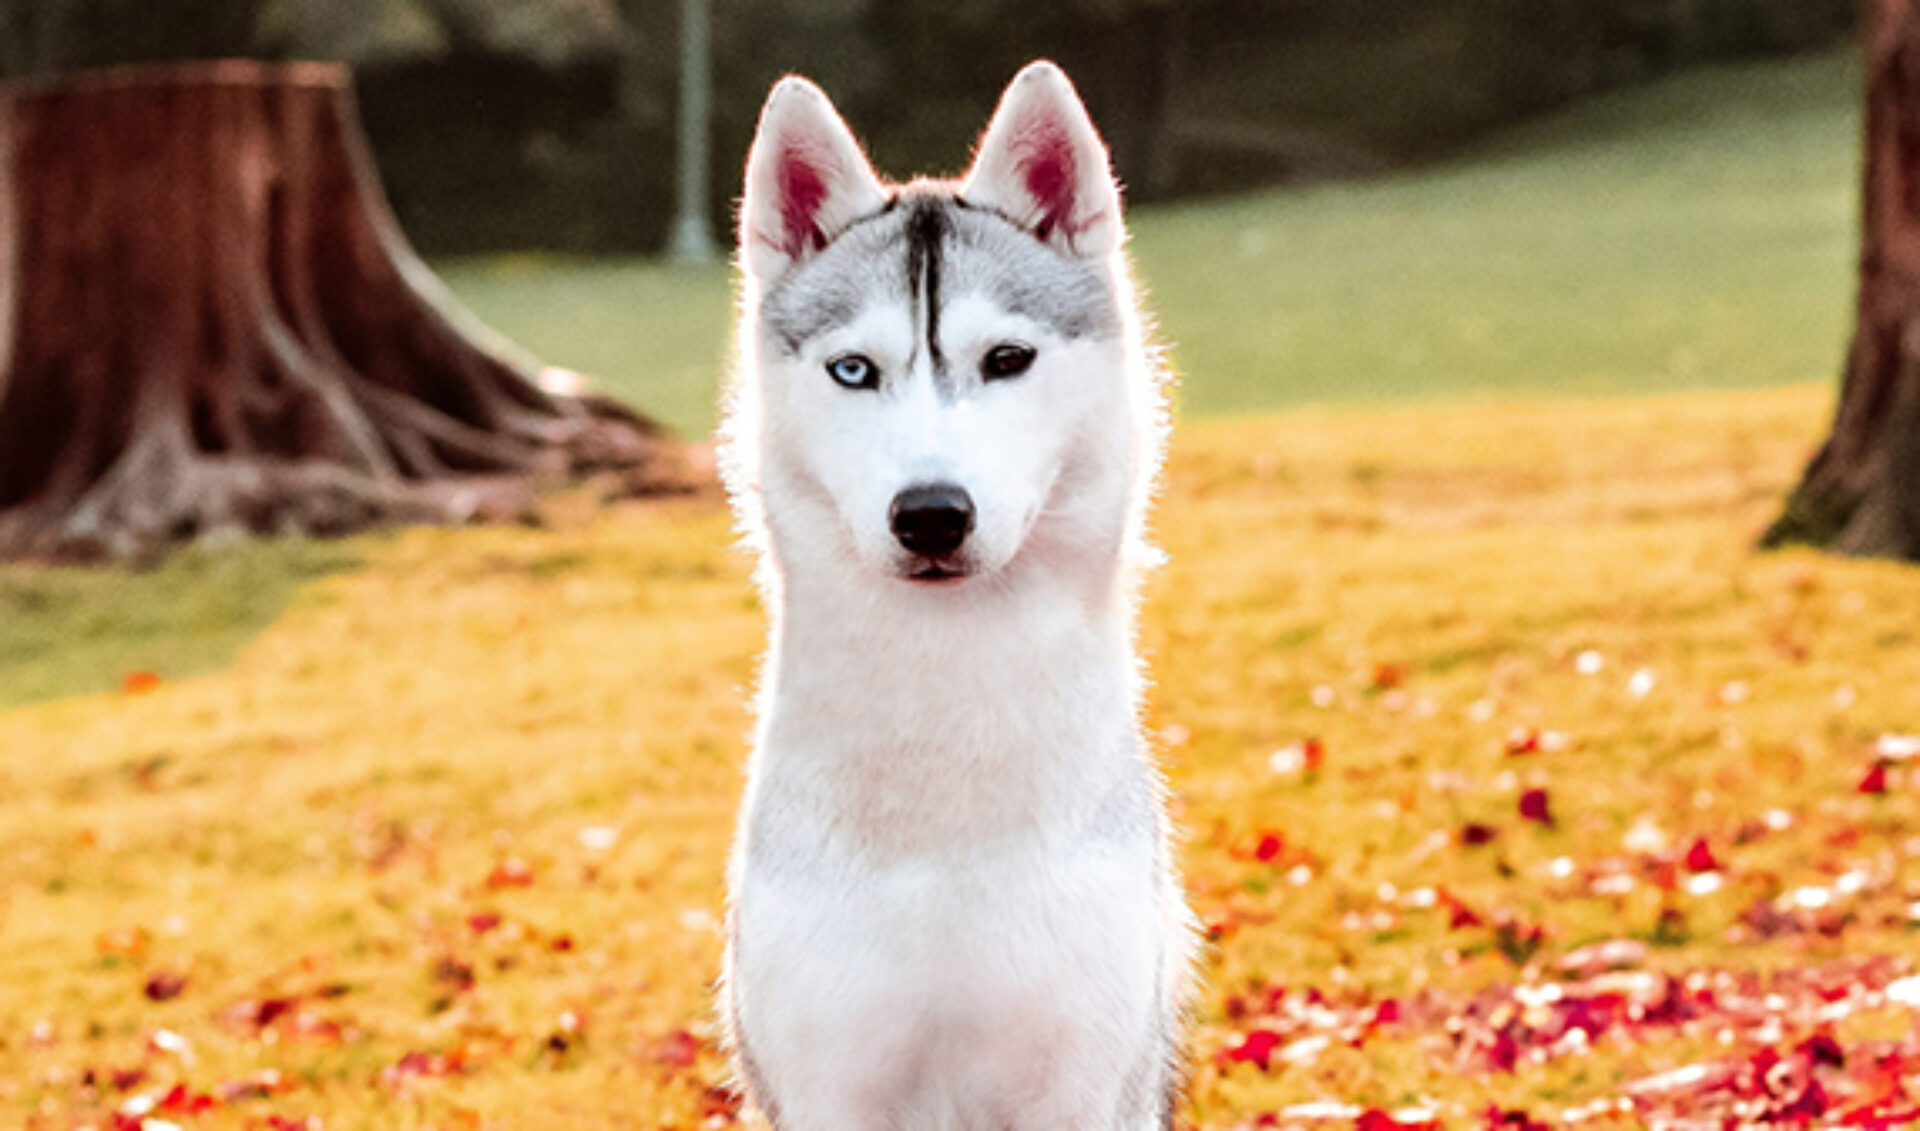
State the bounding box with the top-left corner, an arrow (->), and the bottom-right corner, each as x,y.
4,385 -> 1918,1128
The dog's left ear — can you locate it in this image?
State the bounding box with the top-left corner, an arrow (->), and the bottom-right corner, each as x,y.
962,61 -> 1122,258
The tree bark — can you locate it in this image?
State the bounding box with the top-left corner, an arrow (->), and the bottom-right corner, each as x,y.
0,60 -> 675,562
1763,0 -> 1920,560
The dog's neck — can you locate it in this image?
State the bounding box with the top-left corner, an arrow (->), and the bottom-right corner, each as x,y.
755,556 -> 1146,853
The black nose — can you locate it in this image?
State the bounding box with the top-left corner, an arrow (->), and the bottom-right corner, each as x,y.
889,484 -> 975,559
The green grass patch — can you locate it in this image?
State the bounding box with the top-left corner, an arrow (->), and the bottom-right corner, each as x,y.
0,539 -> 358,710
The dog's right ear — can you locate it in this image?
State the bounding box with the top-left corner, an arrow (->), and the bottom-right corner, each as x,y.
741,77 -> 887,281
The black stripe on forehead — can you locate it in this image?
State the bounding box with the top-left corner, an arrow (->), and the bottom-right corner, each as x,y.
902,197 -> 950,376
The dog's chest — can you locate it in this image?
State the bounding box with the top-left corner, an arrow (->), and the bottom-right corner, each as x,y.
732,830 -> 1165,1112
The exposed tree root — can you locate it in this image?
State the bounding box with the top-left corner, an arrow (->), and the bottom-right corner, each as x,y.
0,61 -> 685,563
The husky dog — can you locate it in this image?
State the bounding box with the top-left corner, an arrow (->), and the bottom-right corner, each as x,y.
720,61 -> 1192,1131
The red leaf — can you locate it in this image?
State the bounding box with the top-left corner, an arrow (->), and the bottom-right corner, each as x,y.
109,1067 -> 147,1092
1459,823 -> 1498,847
652,1028 -> 701,1069
1220,1028 -> 1283,1071
1859,763 -> 1889,794
1439,887 -> 1485,930
1776,1077 -> 1830,1120
122,670 -> 162,695
380,1049 -> 464,1090
432,956 -> 476,992
1683,837 -> 1720,873
1357,1109 -> 1438,1130
698,1084 -> 743,1119
1799,1033 -> 1843,1069
1518,788 -> 1553,826
1505,728 -> 1541,756
467,912 -> 503,934
1481,1106 -> 1551,1131
1370,664 -> 1407,691
143,969 -> 189,1002
1485,1028 -> 1521,1071
1254,833 -> 1285,862
254,997 -> 297,1028
157,1084 -> 218,1114
1302,737 -> 1325,773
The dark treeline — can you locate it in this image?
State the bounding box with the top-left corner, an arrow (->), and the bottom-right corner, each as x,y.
0,0 -> 1855,254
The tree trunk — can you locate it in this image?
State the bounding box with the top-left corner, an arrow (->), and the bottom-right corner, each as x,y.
0,60 -> 675,563
1763,0 -> 1920,560
1089,5 -> 1180,203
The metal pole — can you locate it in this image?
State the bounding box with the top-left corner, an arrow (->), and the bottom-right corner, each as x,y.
669,0 -> 718,263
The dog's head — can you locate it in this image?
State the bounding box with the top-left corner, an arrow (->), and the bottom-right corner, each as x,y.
725,63 -> 1163,594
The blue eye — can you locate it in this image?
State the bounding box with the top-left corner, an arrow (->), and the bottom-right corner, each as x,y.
826,354 -> 879,390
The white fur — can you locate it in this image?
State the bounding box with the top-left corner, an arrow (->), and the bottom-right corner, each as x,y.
721,61 -> 1191,1131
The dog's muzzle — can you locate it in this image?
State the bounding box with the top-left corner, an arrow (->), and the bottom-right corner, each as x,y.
889,483 -> 974,569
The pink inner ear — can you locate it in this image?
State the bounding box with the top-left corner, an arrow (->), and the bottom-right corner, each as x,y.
776,145 -> 830,257
1014,117 -> 1077,242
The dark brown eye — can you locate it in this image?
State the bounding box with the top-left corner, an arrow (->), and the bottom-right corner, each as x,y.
982,343 -> 1036,381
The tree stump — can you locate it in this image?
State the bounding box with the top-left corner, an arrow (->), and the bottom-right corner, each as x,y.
1763,0 -> 1920,561
0,60 -> 674,562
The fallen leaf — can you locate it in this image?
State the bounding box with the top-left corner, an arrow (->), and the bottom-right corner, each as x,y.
155,1084 -> 217,1115
143,969 -> 189,1002
379,1048 -> 466,1091
652,1027 -> 702,1069
485,857 -> 536,889
1220,1028 -> 1283,1071
1505,728 -> 1541,756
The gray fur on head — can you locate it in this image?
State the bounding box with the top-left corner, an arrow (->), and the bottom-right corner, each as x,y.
759,190 -> 1123,363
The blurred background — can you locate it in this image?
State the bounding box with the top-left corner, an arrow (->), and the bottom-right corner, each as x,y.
0,0 -> 1858,253
0,1 -> 1870,435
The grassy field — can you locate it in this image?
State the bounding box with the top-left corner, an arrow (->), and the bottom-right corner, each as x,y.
438,50 -> 1857,438
3,388 -> 1919,1129
4,46 -> 1918,1130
